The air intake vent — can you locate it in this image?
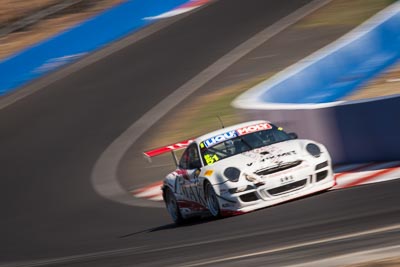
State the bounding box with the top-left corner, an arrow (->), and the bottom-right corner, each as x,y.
255,160 -> 302,176
267,179 -> 307,196
316,170 -> 328,182
239,192 -> 259,202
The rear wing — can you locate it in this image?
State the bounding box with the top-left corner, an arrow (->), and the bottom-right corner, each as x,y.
143,139 -> 194,166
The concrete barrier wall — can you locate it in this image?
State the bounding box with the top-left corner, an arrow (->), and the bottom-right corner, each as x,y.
233,2 -> 400,164
334,95 -> 400,163
241,95 -> 400,164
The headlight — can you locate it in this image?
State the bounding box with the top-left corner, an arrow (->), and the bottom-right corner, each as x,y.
244,173 -> 265,186
306,143 -> 321,157
244,173 -> 258,183
228,185 -> 255,194
224,167 -> 241,182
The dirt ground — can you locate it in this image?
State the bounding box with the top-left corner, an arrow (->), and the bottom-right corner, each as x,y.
0,0 -> 125,59
0,0 -> 58,24
345,61 -> 400,101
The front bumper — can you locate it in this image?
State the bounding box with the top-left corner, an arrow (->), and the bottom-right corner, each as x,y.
218,159 -> 335,213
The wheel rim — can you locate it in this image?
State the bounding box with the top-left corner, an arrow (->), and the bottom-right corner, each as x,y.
205,183 -> 220,216
166,191 -> 179,222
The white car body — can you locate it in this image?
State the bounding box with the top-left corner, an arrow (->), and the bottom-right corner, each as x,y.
144,120 -> 335,224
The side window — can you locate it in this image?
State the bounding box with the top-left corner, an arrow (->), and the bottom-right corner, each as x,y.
179,144 -> 202,169
188,145 -> 202,169
179,148 -> 190,169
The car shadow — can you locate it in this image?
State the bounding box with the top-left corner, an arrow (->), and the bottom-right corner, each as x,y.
119,216 -> 218,238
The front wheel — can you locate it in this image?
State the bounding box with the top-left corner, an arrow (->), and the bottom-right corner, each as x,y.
164,188 -> 185,225
205,182 -> 221,217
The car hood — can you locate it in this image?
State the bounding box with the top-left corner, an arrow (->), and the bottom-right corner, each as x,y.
217,139 -> 308,173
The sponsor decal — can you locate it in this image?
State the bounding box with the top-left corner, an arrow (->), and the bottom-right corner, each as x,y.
263,150 -> 297,161
179,184 -> 207,207
201,123 -> 273,149
204,130 -> 237,148
204,170 -> 214,176
244,149 -> 297,161
236,123 -> 272,136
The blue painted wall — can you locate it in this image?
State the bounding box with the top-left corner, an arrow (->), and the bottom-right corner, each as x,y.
259,5 -> 400,104
0,0 -> 189,95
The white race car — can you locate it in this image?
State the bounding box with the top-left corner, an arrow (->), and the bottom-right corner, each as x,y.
144,120 -> 335,224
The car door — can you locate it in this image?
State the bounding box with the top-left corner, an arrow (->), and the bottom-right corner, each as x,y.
177,143 -> 206,207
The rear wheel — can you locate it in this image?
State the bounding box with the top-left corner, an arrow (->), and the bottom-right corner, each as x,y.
205,182 -> 221,217
164,188 -> 185,224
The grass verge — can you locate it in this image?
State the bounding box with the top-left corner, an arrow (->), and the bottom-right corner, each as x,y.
297,0 -> 396,28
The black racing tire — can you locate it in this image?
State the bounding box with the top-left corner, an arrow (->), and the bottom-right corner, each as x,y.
164,188 -> 185,225
204,181 -> 221,218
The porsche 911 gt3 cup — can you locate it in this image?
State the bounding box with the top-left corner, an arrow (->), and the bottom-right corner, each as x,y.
144,120 -> 335,224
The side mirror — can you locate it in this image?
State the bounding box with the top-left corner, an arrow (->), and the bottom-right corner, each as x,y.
194,168 -> 201,178
288,132 -> 298,139
188,161 -> 202,170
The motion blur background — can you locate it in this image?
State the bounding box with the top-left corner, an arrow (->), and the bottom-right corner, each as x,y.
1,0 -> 400,266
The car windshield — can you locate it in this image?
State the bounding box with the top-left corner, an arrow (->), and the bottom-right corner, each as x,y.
200,126 -> 292,166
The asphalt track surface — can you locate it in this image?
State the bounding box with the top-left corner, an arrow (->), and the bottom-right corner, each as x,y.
0,0 -> 399,266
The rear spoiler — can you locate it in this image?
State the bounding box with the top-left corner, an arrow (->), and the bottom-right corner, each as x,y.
143,139 -> 194,166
